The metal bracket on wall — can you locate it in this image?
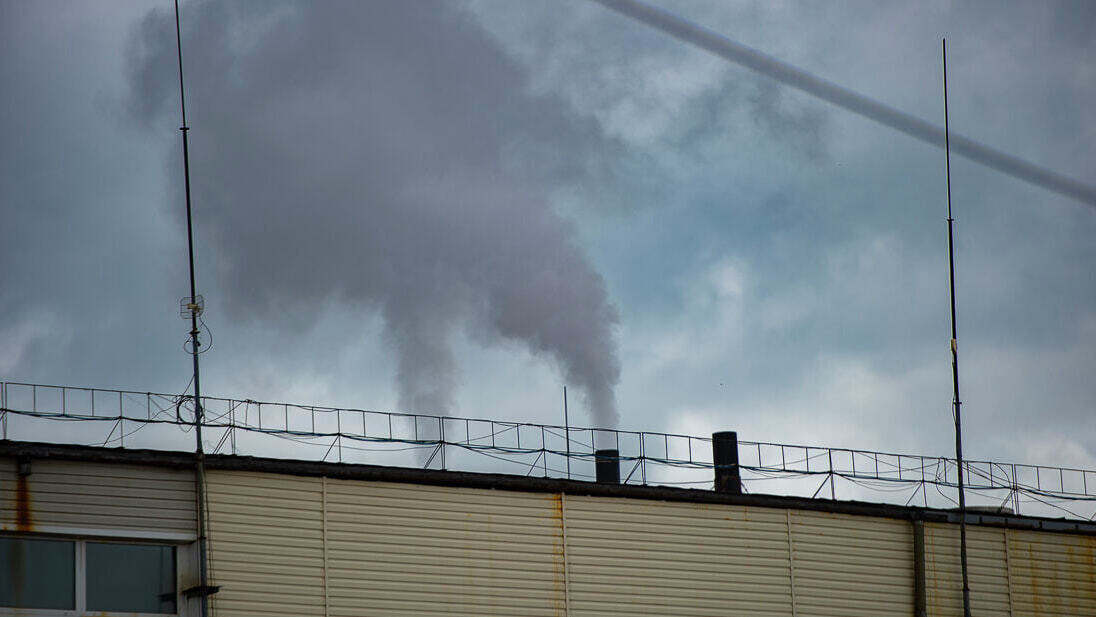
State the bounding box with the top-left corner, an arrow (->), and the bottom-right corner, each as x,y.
183,585 -> 221,598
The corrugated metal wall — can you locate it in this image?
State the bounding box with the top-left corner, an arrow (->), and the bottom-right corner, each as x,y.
324,478 -> 563,617
0,457 -> 195,536
211,469 -> 1039,617
564,495 -> 793,617
206,470 -> 326,617
789,510 -> 914,617
5,457 -> 1095,617
925,522 -> 1013,616
1008,528 -> 1096,617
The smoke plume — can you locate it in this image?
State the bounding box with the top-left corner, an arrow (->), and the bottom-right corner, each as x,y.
127,1 -> 620,426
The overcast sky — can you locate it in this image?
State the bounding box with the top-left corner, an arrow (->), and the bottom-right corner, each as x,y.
2,0 -> 1094,478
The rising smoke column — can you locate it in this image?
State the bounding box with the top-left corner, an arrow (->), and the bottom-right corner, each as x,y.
127,1 -> 620,426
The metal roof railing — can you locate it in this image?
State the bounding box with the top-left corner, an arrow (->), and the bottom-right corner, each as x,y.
2,380 -> 1094,521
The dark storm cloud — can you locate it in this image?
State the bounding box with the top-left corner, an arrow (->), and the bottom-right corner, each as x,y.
0,1 -> 185,390
127,1 -> 621,424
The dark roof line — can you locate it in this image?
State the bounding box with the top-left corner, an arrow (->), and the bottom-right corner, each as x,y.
3,439 -> 1093,535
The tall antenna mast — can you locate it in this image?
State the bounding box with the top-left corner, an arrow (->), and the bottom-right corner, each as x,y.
942,38 -> 972,617
174,1 -> 214,614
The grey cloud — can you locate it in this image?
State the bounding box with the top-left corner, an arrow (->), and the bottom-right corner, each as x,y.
746,81 -> 827,160
591,0 -> 1096,208
127,1 -> 620,424
1,1 -> 186,392
4,0 -> 1093,484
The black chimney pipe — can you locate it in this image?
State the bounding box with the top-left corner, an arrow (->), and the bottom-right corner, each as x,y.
594,449 -> 620,484
713,431 -> 741,494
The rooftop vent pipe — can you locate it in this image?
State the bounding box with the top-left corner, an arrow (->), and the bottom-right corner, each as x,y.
594,449 -> 620,484
712,431 -> 741,494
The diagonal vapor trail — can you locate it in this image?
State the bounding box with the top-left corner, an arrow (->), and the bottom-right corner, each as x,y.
592,0 -> 1096,208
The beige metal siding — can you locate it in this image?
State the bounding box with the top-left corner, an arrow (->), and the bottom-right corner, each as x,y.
925,522 -> 1012,616
0,457 -> 195,535
1008,528 -> 1096,617
200,466 -> 1096,617
789,510 -> 914,617
563,496 -> 793,617
325,478 -> 564,617
206,470 -> 326,617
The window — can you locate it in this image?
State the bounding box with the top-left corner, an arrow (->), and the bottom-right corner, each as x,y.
0,537 -> 74,610
0,536 -> 177,616
87,543 -> 176,613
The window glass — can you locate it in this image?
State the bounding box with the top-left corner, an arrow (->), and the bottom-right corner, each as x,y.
86,542 -> 176,614
0,536 -> 75,609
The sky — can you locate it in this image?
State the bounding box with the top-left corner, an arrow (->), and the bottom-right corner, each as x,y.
2,0 -> 1095,489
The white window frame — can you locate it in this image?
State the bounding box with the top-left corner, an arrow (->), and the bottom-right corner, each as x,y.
0,534 -> 186,617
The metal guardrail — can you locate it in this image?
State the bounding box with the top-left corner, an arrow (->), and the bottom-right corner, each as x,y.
2,381 -> 1094,519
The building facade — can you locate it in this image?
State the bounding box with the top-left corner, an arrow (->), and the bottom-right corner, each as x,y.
2,441 -> 1094,616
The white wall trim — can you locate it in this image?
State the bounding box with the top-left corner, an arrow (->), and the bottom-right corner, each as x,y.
1,525 -> 195,543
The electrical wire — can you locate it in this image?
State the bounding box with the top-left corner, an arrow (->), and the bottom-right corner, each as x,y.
197,313 -> 213,354
4,403 -> 1095,519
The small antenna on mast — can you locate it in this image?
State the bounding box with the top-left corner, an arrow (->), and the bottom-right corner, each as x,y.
943,38 -> 972,617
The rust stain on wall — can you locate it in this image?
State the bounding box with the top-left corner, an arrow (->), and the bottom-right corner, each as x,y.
1064,536 -> 1096,606
1023,540 -> 1048,617
551,492 -> 565,560
551,493 -> 566,617
15,474 -> 33,532
1087,535 -> 1096,589
1019,534 -> 1096,617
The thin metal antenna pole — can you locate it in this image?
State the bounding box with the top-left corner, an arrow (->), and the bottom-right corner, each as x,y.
175,1 -> 210,615
564,386 -> 571,480
943,38 -> 972,617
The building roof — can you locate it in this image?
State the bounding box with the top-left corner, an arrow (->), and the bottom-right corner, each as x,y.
3,438 -> 1094,536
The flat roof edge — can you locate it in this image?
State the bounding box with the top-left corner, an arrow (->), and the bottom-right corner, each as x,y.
3,439 -> 1093,535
